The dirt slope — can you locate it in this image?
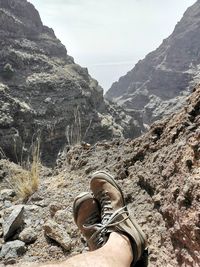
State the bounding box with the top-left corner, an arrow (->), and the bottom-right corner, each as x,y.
0,86 -> 200,266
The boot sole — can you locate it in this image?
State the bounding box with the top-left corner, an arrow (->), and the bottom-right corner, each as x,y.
73,192 -> 93,223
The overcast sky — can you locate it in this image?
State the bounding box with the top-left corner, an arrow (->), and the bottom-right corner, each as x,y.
29,0 -> 196,92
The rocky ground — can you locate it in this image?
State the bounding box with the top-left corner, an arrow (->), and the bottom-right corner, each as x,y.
0,86 -> 200,267
1,1 -> 200,267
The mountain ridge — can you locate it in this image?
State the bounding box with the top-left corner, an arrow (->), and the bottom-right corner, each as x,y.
105,0 -> 200,126
0,0 -> 142,165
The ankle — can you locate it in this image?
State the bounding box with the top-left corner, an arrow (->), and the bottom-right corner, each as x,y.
101,232 -> 133,265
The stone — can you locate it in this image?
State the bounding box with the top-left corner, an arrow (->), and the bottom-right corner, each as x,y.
0,240 -> 26,259
54,209 -> 72,225
43,220 -> 71,251
3,258 -> 16,265
3,205 -> 24,241
0,169 -> 6,181
49,203 -> 62,217
0,189 -> 15,201
24,204 -> 41,212
18,227 -> 37,244
3,200 -> 12,209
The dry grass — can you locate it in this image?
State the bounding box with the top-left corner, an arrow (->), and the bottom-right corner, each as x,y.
65,107 -> 82,146
10,140 -> 40,201
0,146 -> 6,158
65,106 -> 92,146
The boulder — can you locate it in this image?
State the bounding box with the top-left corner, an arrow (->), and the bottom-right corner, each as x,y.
0,189 -> 15,201
43,220 -> 71,251
0,240 -> 26,260
49,203 -> 62,217
18,227 -> 37,244
3,205 -> 24,241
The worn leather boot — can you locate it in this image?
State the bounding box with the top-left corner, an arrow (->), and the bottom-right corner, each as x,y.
90,171 -> 147,266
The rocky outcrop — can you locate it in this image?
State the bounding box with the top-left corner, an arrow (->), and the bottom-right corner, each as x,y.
0,0 -> 141,166
0,85 -> 200,267
0,240 -> 26,263
105,0 -> 200,127
3,205 -> 24,241
56,85 -> 200,266
0,1 -> 200,266
0,83 -> 35,162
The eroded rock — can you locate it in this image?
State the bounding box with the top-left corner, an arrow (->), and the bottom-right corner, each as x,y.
3,205 -> 24,241
0,189 -> 15,201
0,240 -> 26,260
18,227 -> 37,244
43,220 -> 71,251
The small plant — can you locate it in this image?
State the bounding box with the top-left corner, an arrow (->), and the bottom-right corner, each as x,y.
65,107 -> 82,146
65,107 -> 92,146
10,139 -> 40,201
3,63 -> 14,79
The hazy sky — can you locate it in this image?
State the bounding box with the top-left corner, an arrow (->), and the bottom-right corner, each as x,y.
29,0 -> 196,92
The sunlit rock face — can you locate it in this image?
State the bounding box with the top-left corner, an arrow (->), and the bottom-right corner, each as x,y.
105,1 -> 200,126
0,0 -> 141,165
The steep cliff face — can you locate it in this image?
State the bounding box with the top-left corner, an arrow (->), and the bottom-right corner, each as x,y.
0,0 -> 141,165
105,0 -> 200,126
0,83 -> 35,161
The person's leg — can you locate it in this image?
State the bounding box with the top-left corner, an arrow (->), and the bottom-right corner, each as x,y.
23,172 -> 147,267
90,171 -> 147,265
39,232 -> 133,267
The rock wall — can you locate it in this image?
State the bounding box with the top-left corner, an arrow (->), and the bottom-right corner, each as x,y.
0,0 -> 141,165
105,1 -> 200,126
0,83 -> 35,162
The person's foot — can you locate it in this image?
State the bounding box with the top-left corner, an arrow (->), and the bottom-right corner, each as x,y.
73,192 -> 107,250
90,171 -> 147,265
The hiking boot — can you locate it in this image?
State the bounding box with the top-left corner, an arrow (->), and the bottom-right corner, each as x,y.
90,171 -> 147,266
73,192 -> 108,251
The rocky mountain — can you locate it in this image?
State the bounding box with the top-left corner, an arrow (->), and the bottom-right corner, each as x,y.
1,2 -> 200,266
0,79 -> 200,267
105,0 -> 200,127
0,0 -> 142,166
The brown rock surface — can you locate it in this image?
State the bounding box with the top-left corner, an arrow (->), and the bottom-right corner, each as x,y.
43,220 -> 71,251
1,84 -> 200,266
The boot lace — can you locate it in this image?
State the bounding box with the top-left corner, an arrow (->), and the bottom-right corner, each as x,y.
85,190 -> 129,248
87,206 -> 129,247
